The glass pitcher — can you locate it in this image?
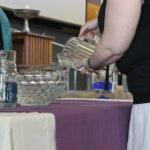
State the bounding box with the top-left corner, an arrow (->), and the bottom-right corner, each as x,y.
57,35 -> 101,70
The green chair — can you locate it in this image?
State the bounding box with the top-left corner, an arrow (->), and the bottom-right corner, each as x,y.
0,8 -> 12,51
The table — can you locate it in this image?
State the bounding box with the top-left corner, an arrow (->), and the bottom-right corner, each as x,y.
0,113 -> 56,150
0,99 -> 132,150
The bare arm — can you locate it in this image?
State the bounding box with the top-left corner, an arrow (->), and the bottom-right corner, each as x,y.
90,0 -> 142,68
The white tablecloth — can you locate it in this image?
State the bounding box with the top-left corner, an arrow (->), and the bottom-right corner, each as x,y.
0,113 -> 56,150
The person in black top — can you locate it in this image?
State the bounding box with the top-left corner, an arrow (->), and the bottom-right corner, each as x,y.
78,0 -> 150,149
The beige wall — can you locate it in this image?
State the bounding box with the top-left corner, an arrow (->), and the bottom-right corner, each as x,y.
0,0 -> 86,26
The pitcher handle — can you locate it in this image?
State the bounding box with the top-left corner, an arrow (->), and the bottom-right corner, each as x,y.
78,34 -> 101,44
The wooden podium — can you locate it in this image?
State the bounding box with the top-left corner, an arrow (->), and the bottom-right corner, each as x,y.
12,32 -> 55,65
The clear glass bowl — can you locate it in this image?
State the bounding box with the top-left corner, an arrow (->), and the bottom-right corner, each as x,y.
17,64 -> 69,106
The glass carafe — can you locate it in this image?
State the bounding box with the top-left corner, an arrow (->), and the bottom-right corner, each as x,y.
57,35 -> 101,70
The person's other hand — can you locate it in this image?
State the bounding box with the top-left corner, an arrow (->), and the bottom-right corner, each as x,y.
77,58 -> 104,78
77,59 -> 92,75
79,19 -> 99,40
77,59 -> 103,78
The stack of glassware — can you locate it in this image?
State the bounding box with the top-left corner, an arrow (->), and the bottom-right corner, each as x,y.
0,50 -> 70,107
17,64 -> 69,106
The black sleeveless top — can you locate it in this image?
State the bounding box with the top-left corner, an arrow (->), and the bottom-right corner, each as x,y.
98,0 -> 150,75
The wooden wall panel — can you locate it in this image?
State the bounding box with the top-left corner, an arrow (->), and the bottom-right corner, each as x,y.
86,3 -> 100,21
12,32 -> 55,65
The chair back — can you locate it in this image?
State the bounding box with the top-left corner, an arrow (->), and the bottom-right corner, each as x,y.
0,8 -> 12,51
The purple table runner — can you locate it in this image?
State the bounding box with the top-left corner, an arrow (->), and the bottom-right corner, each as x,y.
0,100 -> 132,150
